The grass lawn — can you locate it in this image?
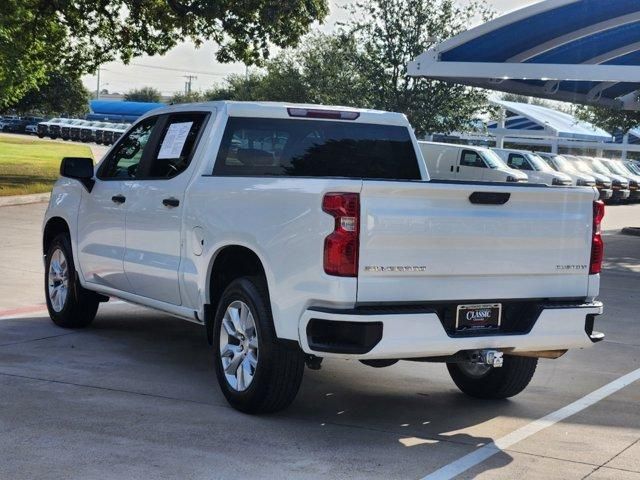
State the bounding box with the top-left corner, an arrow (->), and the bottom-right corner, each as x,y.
0,134 -> 93,196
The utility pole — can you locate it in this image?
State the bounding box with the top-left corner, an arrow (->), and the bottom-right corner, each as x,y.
184,74 -> 197,94
96,67 -> 101,99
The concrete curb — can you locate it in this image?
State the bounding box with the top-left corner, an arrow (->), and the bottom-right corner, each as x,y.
0,192 -> 50,207
621,227 -> 640,237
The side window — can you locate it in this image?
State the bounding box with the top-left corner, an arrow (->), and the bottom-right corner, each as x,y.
541,156 -> 555,169
147,113 -> 208,179
100,117 -> 158,179
508,154 -> 531,170
460,150 -> 486,168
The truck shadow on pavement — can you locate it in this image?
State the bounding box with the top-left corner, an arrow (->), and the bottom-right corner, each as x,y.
0,306 -> 518,478
601,234 -> 640,275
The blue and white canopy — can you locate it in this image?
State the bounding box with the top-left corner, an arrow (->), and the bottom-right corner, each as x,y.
408,0 -> 640,111
613,127 -> 640,144
487,100 -> 613,142
88,100 -> 165,122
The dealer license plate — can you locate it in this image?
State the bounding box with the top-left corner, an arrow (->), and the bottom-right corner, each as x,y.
456,303 -> 502,331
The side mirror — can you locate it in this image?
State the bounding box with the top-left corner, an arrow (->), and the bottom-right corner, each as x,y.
60,157 -> 95,192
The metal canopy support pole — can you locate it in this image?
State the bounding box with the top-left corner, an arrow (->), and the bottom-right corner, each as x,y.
496,109 -> 506,148
622,134 -> 629,160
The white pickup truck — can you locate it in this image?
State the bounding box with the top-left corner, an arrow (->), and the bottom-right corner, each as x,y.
43,101 -> 605,413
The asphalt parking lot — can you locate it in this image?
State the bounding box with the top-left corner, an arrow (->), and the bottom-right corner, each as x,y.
0,202 -> 639,480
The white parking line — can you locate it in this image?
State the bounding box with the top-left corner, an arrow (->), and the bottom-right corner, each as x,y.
421,367 -> 640,480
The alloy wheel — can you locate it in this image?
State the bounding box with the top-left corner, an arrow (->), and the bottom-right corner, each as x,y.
47,248 -> 69,313
219,300 -> 259,392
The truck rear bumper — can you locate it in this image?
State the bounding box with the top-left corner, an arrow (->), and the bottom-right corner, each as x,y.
299,302 -> 603,359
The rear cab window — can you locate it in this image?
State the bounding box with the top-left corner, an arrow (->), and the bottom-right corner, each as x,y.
213,117 -> 421,180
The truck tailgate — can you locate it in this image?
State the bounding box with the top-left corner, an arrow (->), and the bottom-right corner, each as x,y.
357,181 -> 598,303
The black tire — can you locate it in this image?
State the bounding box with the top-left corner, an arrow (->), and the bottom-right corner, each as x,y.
212,277 -> 305,414
45,233 -> 99,328
447,355 -> 537,399
37,133 -> 45,138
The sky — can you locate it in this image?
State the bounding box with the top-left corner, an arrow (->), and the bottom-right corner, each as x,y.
81,0 -> 536,97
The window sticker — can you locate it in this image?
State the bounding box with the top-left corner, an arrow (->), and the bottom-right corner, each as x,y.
158,121 -> 193,159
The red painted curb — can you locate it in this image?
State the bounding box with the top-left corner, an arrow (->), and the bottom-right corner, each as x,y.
0,304 -> 48,318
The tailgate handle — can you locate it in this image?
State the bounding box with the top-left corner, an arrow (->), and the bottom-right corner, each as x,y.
469,192 -> 511,205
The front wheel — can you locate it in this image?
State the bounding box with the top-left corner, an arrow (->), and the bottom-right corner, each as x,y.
45,233 -> 99,328
213,277 -> 305,414
447,355 -> 537,399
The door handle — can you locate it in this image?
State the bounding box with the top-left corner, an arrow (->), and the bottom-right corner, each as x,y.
450,165 -> 454,172
111,194 -> 126,204
469,192 -> 511,205
162,197 -> 180,208
456,166 -> 460,173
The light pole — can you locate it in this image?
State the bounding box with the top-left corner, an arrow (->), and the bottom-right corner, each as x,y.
95,67 -> 109,99
96,67 -> 101,99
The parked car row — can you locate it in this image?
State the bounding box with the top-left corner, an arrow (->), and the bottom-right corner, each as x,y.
418,141 -> 639,204
0,115 -> 44,133
37,118 -> 131,145
539,154 -> 640,204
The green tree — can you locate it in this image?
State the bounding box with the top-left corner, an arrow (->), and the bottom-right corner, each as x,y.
169,91 -> 205,104
124,87 -> 163,103
345,0 -> 495,135
4,72 -> 90,116
574,105 -> 640,135
0,0 -> 328,109
0,1 -> 67,110
204,0 -> 495,135
501,93 -> 553,108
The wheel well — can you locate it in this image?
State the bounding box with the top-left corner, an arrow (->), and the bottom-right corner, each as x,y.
43,217 -> 70,254
209,246 -> 268,313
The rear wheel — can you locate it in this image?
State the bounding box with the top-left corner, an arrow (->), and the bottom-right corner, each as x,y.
447,355 -> 537,399
45,233 -> 99,328
212,277 -> 305,414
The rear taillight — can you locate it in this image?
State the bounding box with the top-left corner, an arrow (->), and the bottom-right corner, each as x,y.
322,193 -> 360,276
590,200 -> 605,274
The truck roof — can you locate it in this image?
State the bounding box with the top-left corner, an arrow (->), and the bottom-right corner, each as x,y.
139,101 -> 411,127
493,147 -> 539,155
418,141 -> 494,154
